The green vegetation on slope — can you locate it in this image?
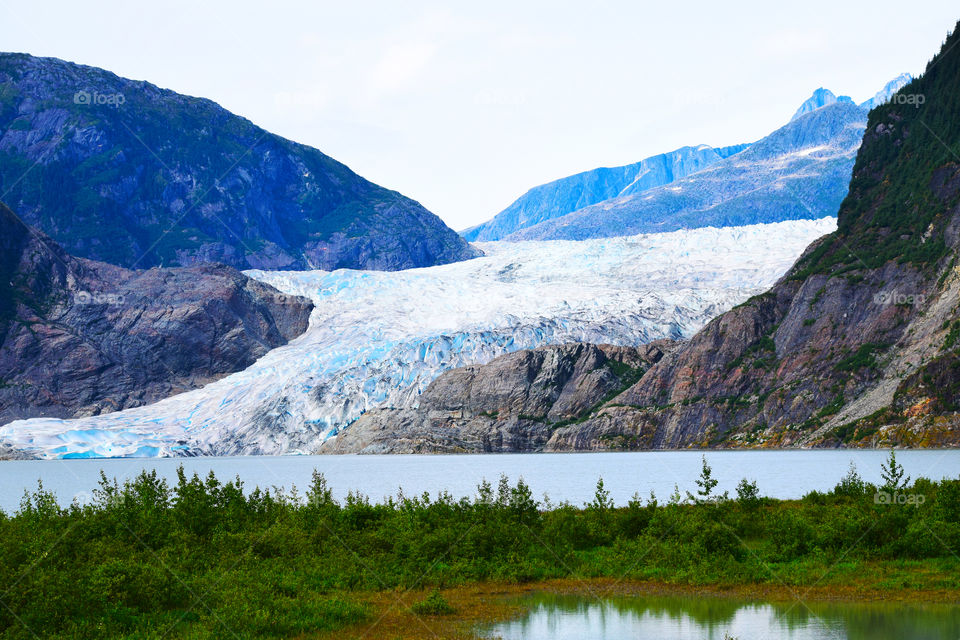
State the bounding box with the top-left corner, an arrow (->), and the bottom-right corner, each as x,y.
792,25 -> 960,279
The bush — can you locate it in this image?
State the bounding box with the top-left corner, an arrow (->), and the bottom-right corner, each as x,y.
410,589 -> 455,616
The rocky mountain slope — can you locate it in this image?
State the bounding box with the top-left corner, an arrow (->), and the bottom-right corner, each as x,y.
0,202 -> 313,426
461,144 -> 749,242
0,53 -> 477,271
326,24 -> 960,453
321,342 -> 672,453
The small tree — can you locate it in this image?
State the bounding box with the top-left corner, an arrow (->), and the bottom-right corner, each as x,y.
880,449 -> 910,491
306,470 -> 335,508
736,478 -> 761,509
688,455 -> 719,504
833,461 -> 866,497
588,477 -> 614,512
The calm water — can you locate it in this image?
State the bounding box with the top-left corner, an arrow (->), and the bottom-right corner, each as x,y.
480,593 -> 960,640
1,450 -> 959,513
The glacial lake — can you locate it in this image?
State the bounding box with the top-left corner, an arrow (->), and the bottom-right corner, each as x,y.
1,450 -> 960,513
479,593 -> 960,640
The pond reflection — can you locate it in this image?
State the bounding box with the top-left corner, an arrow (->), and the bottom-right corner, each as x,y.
479,593 -> 960,640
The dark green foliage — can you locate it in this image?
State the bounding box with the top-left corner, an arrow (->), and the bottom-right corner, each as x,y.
2,464 -> 960,638
791,24 -> 960,280
835,343 -> 888,373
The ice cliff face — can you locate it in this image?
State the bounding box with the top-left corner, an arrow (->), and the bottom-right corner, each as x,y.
0,218 -> 836,458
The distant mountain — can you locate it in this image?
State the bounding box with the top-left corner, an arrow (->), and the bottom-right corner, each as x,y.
467,77 -> 910,244
790,88 -> 854,121
461,143 -> 749,242
0,53 -> 477,271
0,201 -> 313,425
860,73 -> 913,110
507,100 -> 867,241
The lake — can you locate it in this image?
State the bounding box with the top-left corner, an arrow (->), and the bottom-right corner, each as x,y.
479,593 -> 960,640
2,449 -> 959,513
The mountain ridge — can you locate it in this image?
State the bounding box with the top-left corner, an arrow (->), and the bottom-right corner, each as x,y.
465,75 -> 912,244
461,143 -> 749,242
0,52 -> 478,271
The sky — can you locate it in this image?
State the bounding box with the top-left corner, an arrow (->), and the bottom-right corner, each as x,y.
1,2 -> 957,231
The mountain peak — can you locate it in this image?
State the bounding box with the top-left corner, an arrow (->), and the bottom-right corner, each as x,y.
790,88 -> 855,122
860,72 -> 914,110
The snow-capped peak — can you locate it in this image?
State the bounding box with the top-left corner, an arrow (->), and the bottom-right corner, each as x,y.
860,73 -> 914,111
790,88 -> 855,122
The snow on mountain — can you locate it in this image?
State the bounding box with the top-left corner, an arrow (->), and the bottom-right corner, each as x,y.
860,73 -> 913,110
789,88 -> 855,121
506,102 -> 866,241
460,144 -> 750,242
0,218 -> 837,459
463,76 -> 909,245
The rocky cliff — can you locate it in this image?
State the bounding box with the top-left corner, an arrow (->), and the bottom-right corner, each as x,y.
321,342 -> 672,453
0,202 -> 313,424
327,23 -> 960,453
0,53 -> 477,271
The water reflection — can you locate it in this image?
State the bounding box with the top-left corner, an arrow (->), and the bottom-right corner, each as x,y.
480,593 -> 960,640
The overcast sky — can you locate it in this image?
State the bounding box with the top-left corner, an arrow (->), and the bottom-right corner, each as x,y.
1,1 -> 957,230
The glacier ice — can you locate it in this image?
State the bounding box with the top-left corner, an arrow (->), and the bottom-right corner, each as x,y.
0,218 -> 837,458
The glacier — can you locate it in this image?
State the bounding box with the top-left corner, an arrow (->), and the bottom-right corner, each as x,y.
0,218 -> 837,459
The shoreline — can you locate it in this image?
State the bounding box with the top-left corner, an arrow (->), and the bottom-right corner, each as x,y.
329,577 -> 960,639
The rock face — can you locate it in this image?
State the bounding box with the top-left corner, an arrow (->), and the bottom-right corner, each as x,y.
320,342 -> 672,453
326,24 -> 960,452
461,144 -> 749,242
0,53 -> 477,271
0,202 -> 313,424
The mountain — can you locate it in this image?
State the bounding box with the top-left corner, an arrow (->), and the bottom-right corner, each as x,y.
326,23 -> 960,452
0,217 -> 835,457
0,53 -> 477,271
320,342 -> 672,453
461,143 -> 749,242
860,73 -> 913,110
0,201 -> 313,427
467,76 -> 909,244
507,100 -> 866,241
790,88 -> 854,121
